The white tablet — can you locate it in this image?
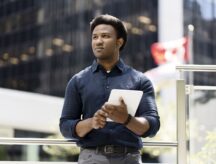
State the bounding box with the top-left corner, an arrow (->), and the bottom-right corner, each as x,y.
107,89 -> 143,117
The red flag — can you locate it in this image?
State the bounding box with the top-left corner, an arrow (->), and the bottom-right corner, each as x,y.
151,37 -> 189,65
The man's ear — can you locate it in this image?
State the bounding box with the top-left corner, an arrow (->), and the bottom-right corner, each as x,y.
117,38 -> 124,49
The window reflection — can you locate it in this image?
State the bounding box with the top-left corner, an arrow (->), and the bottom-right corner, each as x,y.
184,0 -> 216,86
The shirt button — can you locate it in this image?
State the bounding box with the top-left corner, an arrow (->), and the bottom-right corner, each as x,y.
106,86 -> 109,89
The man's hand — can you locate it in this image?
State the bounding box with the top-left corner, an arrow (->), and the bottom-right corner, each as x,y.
91,109 -> 108,129
102,97 -> 128,124
75,109 -> 108,137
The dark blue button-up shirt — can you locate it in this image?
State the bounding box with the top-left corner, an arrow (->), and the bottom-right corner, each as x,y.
59,59 -> 160,149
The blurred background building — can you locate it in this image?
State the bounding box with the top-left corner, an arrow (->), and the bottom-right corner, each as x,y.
0,0 -> 215,96
0,0 -> 158,97
0,0 -> 216,163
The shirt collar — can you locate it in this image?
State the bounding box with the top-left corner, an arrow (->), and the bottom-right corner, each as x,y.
91,60 -> 99,72
91,58 -> 126,73
116,58 -> 125,72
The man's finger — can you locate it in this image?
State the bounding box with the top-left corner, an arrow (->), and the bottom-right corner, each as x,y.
103,105 -> 115,115
99,121 -> 106,127
98,110 -> 108,117
101,104 -> 113,114
119,97 -> 126,106
104,103 -> 115,109
101,106 -> 108,114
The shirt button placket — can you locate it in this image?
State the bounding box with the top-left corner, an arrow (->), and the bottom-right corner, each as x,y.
106,74 -> 110,90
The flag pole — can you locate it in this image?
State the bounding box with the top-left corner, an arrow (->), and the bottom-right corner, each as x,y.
188,24 -> 194,84
187,24 -> 194,163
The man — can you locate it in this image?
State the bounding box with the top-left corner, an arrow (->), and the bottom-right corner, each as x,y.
59,14 -> 160,164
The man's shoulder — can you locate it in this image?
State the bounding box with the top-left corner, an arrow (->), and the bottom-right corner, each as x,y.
68,65 -> 92,83
127,66 -> 147,78
75,66 -> 92,78
126,66 -> 152,85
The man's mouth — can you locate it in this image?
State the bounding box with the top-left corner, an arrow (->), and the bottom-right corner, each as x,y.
95,47 -> 104,51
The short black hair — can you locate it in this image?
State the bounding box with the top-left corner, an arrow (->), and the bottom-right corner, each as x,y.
90,14 -> 127,51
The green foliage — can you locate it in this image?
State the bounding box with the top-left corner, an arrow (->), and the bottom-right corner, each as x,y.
42,135 -> 80,159
191,131 -> 216,164
0,145 -> 7,160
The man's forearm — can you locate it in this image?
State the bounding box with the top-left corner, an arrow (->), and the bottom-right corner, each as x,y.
125,116 -> 150,136
75,115 -> 150,138
75,118 -> 93,138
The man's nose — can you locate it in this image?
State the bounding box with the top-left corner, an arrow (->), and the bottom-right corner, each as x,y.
95,37 -> 103,45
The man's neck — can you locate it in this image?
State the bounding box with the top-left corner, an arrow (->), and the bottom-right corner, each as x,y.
97,56 -> 119,72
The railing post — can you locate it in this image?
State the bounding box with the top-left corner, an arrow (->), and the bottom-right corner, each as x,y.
177,80 -> 187,164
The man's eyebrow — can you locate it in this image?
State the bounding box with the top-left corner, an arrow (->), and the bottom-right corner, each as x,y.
92,32 -> 111,35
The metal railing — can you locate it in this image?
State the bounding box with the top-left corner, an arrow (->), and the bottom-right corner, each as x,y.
0,137 -> 177,147
176,64 -> 216,72
0,137 -> 177,164
176,64 -> 216,164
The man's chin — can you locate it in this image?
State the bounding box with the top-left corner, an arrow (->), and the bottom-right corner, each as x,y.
95,55 -> 110,60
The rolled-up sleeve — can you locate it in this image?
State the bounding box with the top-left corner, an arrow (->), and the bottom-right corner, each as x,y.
137,75 -> 160,138
59,76 -> 82,139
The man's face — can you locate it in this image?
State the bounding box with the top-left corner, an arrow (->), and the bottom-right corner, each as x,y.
92,24 -> 121,60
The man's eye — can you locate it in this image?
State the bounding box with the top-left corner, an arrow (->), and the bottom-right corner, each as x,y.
102,35 -> 109,38
92,36 -> 97,39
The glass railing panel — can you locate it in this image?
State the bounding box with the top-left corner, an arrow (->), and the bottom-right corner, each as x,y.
0,144 -> 79,162
188,88 -> 216,163
144,76 -> 177,163
140,146 -> 176,164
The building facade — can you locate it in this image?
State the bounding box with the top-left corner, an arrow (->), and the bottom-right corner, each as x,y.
0,0 -> 158,97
